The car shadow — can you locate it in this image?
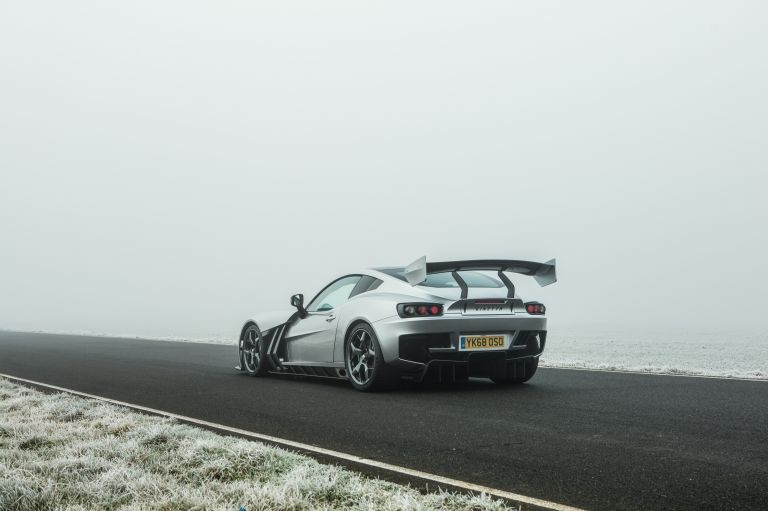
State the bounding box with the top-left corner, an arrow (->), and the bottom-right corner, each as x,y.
252,371 -> 541,395
397,378 -> 539,394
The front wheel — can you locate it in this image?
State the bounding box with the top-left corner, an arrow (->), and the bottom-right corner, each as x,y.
240,324 -> 268,377
345,324 -> 399,391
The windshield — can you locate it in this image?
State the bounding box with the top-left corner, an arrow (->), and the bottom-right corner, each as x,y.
377,268 -> 503,289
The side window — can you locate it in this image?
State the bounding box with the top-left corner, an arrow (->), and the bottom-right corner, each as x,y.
349,276 -> 384,298
306,275 -> 362,312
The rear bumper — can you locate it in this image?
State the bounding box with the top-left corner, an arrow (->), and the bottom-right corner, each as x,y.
371,314 -> 547,381
397,353 -> 540,383
390,331 -> 545,382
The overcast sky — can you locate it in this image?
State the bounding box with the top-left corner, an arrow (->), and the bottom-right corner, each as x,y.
1,1 -> 766,339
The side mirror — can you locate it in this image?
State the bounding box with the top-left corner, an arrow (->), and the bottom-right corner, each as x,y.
290,293 -> 307,318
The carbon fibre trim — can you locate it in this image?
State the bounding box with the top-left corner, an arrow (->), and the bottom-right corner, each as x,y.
276,364 -> 346,379
266,324 -> 286,370
407,353 -> 540,383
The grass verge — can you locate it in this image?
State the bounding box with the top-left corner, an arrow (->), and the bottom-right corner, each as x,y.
0,377 -> 512,511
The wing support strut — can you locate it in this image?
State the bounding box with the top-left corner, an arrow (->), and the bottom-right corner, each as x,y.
451,270 -> 469,299
497,270 -> 516,299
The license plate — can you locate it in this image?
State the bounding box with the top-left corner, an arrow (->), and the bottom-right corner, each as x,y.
459,334 -> 509,351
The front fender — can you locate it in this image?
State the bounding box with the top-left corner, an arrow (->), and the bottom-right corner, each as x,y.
240,309 -> 295,337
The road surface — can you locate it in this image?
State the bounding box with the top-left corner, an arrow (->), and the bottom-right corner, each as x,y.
0,331 -> 766,510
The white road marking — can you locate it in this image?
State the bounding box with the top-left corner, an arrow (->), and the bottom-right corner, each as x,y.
542,365 -> 767,382
1,372 -> 585,511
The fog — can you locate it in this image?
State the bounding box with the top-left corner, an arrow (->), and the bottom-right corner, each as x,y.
1,1 -> 766,339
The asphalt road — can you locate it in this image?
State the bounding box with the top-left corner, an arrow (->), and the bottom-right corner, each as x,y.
1,331 -> 766,511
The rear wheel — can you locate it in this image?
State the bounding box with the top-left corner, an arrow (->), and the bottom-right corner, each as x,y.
491,357 -> 539,385
240,324 -> 268,377
345,324 -> 399,391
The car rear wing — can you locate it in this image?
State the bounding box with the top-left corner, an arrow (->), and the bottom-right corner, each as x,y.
404,256 -> 556,299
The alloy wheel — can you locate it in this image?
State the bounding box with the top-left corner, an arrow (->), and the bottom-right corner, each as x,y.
242,328 -> 261,372
348,328 -> 375,386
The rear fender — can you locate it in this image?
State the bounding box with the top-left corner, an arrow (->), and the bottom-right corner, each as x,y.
333,294 -> 414,363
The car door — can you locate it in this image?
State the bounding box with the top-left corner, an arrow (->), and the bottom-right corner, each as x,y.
283,275 -> 362,363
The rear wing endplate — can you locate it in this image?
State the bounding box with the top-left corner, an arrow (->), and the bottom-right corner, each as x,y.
404,256 -> 557,299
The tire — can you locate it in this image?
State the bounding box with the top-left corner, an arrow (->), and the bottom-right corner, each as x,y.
240,323 -> 269,377
345,323 -> 399,391
491,357 -> 539,385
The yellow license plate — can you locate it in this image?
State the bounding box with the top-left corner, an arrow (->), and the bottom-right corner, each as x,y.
459,335 -> 507,351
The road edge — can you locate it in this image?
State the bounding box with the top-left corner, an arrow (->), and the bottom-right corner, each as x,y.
0,371 -> 585,511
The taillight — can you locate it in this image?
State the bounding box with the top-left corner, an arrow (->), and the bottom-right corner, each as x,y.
525,302 -> 546,315
397,303 -> 444,318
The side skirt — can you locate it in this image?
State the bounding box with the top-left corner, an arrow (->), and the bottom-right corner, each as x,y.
275,362 -> 347,379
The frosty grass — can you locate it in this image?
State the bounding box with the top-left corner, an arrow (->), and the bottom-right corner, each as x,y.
0,377 -> 512,511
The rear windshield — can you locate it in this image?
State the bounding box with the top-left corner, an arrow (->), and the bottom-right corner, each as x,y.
377,268 -> 503,289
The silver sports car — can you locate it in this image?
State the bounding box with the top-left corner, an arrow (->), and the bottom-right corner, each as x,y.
237,257 -> 556,391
